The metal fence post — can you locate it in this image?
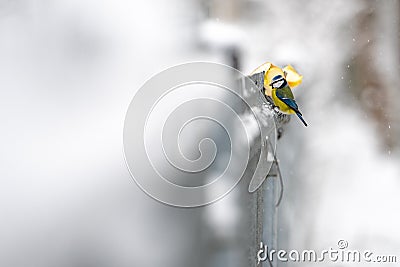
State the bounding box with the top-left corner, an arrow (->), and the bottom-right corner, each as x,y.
202,71 -> 283,267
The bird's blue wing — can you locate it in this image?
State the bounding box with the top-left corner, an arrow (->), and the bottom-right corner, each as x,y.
275,90 -> 301,114
275,90 -> 307,126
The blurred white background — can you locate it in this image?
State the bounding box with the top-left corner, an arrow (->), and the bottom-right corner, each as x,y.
1,0 -> 400,266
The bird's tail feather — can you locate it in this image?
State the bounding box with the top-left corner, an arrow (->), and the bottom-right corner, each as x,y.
295,111 -> 308,127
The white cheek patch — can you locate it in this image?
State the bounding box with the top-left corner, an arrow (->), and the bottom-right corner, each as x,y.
274,80 -> 284,88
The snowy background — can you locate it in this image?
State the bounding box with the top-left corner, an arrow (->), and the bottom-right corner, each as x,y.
1,0 -> 400,266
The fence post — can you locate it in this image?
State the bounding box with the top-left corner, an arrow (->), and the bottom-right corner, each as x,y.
246,72 -> 281,267
202,71 -> 284,267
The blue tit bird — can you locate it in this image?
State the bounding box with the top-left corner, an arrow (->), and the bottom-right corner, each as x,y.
251,62 -> 307,127
269,74 -> 308,126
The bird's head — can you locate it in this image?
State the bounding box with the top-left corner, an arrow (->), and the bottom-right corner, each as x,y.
269,74 -> 287,89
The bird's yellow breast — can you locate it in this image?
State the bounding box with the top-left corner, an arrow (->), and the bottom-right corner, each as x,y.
271,89 -> 295,114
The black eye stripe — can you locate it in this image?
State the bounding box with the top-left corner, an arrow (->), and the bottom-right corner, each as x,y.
270,78 -> 287,89
270,78 -> 285,86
